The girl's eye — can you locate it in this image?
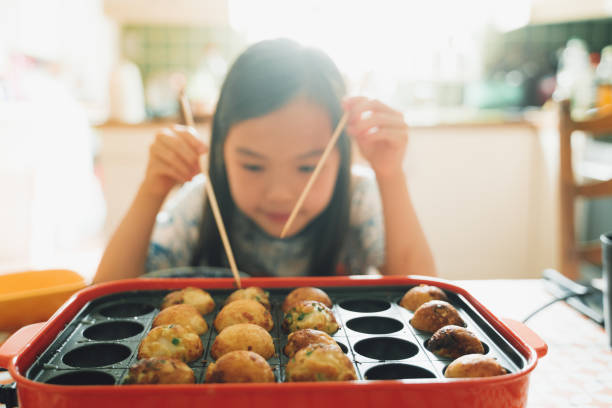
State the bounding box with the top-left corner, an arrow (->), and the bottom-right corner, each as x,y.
242,164 -> 263,172
298,165 -> 315,173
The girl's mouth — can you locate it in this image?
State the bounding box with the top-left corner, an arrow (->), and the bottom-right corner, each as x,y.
265,212 -> 290,224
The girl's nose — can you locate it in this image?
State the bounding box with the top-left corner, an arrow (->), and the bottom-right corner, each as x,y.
264,174 -> 295,204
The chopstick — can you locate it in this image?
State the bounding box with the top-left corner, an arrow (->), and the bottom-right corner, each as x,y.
179,94 -> 242,288
280,112 -> 349,238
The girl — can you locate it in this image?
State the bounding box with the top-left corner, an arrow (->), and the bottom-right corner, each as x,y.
93,38 -> 435,283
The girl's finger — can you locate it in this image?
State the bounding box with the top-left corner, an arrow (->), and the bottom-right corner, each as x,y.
343,96 -> 369,124
172,124 -> 209,155
152,160 -> 193,184
346,98 -> 402,124
157,129 -> 200,168
150,142 -> 194,180
347,111 -> 407,137
354,127 -> 408,147
342,96 -> 368,110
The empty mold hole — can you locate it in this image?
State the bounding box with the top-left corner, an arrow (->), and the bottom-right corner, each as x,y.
63,344 -> 131,368
354,337 -> 418,360
83,321 -> 144,341
346,316 -> 403,334
335,340 -> 349,354
339,299 -> 390,313
99,302 -> 154,318
365,363 -> 436,380
45,371 -> 115,385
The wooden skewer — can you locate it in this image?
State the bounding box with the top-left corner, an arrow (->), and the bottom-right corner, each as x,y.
280,112 -> 349,238
180,94 -> 241,288
280,74 -> 370,239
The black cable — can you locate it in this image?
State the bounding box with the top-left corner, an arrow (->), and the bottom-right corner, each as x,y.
522,292 -> 581,323
0,382 -> 17,408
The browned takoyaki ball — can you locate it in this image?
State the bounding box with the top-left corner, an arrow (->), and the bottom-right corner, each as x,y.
225,287 -> 271,310
425,325 -> 485,359
124,357 -> 195,385
282,287 -> 332,313
283,300 -> 339,335
161,287 -> 215,315
284,329 -> 340,358
285,344 -> 357,382
409,300 -> 466,333
214,299 -> 274,332
205,350 -> 275,383
138,324 -> 203,363
152,304 -> 208,335
444,354 -> 507,378
399,284 -> 448,311
211,323 -> 275,360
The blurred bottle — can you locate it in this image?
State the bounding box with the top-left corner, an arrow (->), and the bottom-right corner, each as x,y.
186,43 -> 228,119
554,38 -> 596,119
109,59 -> 146,124
595,45 -> 612,113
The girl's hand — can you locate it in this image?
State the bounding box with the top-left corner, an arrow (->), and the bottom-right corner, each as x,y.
344,97 -> 408,179
141,125 -> 208,197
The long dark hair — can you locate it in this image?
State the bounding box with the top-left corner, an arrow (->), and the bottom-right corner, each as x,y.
190,38 -> 352,276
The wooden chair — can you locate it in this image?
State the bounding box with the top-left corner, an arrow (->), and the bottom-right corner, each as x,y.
558,99 -> 612,279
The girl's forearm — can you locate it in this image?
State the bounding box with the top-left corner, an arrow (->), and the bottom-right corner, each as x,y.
93,186 -> 166,283
377,171 -> 436,276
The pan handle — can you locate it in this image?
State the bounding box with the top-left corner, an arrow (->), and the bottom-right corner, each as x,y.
502,318 -> 548,359
0,322 -> 45,370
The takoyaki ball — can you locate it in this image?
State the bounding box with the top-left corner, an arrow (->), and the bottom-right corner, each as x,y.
138,324 -> 203,363
214,299 -> 274,332
283,301 -> 339,335
282,287 -> 332,313
152,304 -> 208,335
124,357 -> 195,385
409,300 -> 466,333
211,323 -> 275,360
285,344 -> 357,382
161,287 -> 215,315
444,354 -> 507,378
284,329 -> 340,358
205,350 -> 275,383
399,284 -> 448,311
425,325 -> 485,359
225,287 -> 270,310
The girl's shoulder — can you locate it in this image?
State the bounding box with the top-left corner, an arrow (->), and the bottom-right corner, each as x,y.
342,165 -> 385,273
154,175 -> 207,230
146,175 -> 208,272
350,163 -> 376,185
163,174 -> 207,210
349,164 -> 381,223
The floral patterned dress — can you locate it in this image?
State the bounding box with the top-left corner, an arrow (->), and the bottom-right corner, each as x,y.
145,166 -> 385,277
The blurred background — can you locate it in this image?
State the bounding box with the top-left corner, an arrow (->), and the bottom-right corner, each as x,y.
2,0 -> 612,282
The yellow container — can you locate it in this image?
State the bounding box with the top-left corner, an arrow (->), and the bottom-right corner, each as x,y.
0,269 -> 86,331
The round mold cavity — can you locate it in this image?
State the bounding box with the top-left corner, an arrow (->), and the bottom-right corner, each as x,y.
45,370 -> 115,385
422,338 -> 490,355
339,299 -> 390,313
83,321 -> 144,341
335,340 -> 349,354
63,343 -> 131,368
99,302 -> 154,318
365,363 -> 436,380
354,337 -> 418,360
346,316 -> 403,334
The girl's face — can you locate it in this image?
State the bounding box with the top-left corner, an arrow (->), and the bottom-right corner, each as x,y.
224,96 -> 340,238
